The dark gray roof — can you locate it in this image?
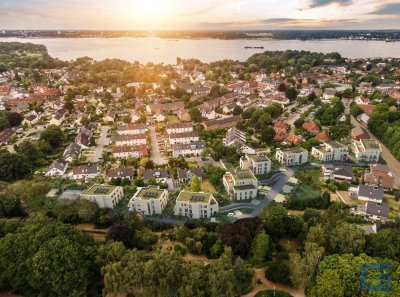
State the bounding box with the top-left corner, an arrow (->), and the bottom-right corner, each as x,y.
333,166 -> 353,178
143,169 -> 169,180
178,168 -> 203,179
366,201 -> 389,218
107,168 -> 135,179
48,158 -> 68,171
63,143 -> 82,159
359,185 -> 384,201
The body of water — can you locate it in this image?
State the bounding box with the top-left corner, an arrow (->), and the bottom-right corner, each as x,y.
1,37 -> 400,64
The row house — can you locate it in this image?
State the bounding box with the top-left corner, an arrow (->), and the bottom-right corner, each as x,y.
146,101 -> 185,115
168,131 -> 199,145
166,122 -> 193,135
203,115 -> 242,131
172,142 -> 205,158
106,168 -> 135,181
112,145 -> 148,159
117,124 -> 148,135
112,134 -> 147,146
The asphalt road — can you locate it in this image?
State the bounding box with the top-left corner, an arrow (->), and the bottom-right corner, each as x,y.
149,125 -> 168,165
88,125 -> 109,163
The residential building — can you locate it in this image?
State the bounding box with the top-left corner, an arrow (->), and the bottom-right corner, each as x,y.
175,191 -> 219,219
364,164 -> 395,191
143,169 -> 169,183
311,141 -> 349,162
63,143 -> 82,162
198,105 -> 217,120
172,142 -> 205,157
322,164 -> 353,181
112,145 -> 148,159
350,185 -> 384,203
353,139 -> 382,163
76,127 -> 92,149
223,169 -> 258,200
177,109 -> 192,122
107,168 -> 135,181
203,115 -> 242,131
275,147 -> 308,166
166,122 -> 193,134
117,124 -> 148,135
49,109 -> 65,126
223,128 -> 255,154
169,131 -> 199,145
240,153 -> 271,175
351,126 -> 370,140
128,186 -> 169,215
81,185 -> 124,209
71,165 -> 99,180
364,201 -> 389,220
45,158 -> 68,177
302,122 -> 321,135
177,168 -> 203,183
113,134 -> 147,146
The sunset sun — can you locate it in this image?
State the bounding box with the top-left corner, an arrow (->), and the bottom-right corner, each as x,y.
132,0 -> 169,20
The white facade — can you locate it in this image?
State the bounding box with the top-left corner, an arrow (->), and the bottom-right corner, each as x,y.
275,147 -> 308,166
169,132 -> 199,145
166,123 -> 194,135
128,186 -> 169,215
114,134 -> 147,146
240,154 -> 271,175
117,125 -> 148,135
175,191 -> 219,219
172,142 -> 205,158
353,139 -> 382,163
311,141 -> 349,162
81,185 -> 124,209
223,169 -> 258,201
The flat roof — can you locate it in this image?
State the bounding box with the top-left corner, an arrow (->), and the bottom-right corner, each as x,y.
361,139 -> 381,150
82,185 -> 118,196
232,169 -> 257,182
281,147 -> 307,154
177,191 -> 213,203
247,154 -> 270,163
135,186 -> 165,200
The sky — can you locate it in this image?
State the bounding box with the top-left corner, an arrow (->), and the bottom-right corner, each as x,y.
0,0 -> 400,30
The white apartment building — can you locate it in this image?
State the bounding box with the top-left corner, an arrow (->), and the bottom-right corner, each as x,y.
275,147 -> 308,166
113,134 -> 147,146
240,153 -> 271,175
168,132 -> 199,145
166,123 -> 194,135
223,169 -> 258,201
353,139 -> 382,163
80,185 -> 124,209
311,141 -> 349,162
175,191 -> 219,219
128,186 -> 169,216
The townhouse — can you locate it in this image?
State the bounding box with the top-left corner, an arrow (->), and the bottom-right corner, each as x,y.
364,164 -> 394,191
203,115 -> 242,131
143,169 -> 169,184
106,168 -> 135,181
166,122 -> 193,135
175,191 -> 219,219
81,185 -> 124,209
128,186 -> 169,215
168,131 -> 199,145
113,134 -> 147,146
172,142 -> 205,158
117,124 -> 148,135
112,145 -> 148,159
71,165 -> 99,180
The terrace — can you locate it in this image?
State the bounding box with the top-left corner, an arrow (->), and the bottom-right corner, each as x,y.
82,185 -> 116,196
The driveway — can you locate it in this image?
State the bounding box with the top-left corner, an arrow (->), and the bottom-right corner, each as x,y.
88,125 -> 109,163
351,116 -> 400,189
149,125 -> 168,165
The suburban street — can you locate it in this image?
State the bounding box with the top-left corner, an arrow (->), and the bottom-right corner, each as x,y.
149,125 -> 168,165
88,125 -> 109,163
351,116 -> 400,188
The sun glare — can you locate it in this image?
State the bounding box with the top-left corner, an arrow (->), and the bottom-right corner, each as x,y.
132,0 -> 169,21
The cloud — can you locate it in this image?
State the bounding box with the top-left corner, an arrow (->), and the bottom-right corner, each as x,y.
369,2 -> 400,15
305,0 -> 353,9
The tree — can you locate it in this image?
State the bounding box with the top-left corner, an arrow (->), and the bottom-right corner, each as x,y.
106,224 -> 133,247
0,150 -> 32,182
265,260 -> 291,285
262,204 -> 288,239
252,231 -> 270,263
366,228 -> 400,260
0,111 -> 10,130
189,108 -> 202,123
260,127 -> 276,145
16,140 -> 40,165
328,222 -> 365,255
315,269 -> 344,297
190,176 -> 202,192
329,124 -> 351,140
285,87 -> 298,101
40,125 -> 65,148
7,112 -> 23,127
233,106 -> 243,116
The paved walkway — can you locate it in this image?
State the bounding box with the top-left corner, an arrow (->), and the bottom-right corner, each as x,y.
149,125 -> 167,165
351,116 -> 400,189
88,125 -> 109,163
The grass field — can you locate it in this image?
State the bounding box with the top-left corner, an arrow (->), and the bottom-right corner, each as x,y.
201,179 -> 217,193
167,115 -> 180,123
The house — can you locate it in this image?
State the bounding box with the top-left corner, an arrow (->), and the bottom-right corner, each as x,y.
198,105 -> 217,120
0,128 -> 17,145
71,165 -> 99,180
113,134 -> 147,146
168,131 -> 199,145
104,111 -> 116,123
143,169 -> 169,184
316,130 -> 330,142
155,112 -> 166,122
117,124 -> 148,135
350,185 -> 384,203
172,142 -> 205,158
351,127 -> 370,141
223,169 -> 258,200
364,164 -> 394,191
128,186 -> 169,215
284,134 -> 304,145
275,147 -> 308,166
322,164 -> 353,182
353,139 -> 382,163
273,122 -> 288,141
177,168 -> 203,183
223,127 -> 255,154
107,168 -> 135,181
222,103 -> 236,114
166,123 -> 193,135
22,113 -> 39,127
203,115 -> 242,131
76,127 -> 92,149
302,122 -> 321,135
45,158 -> 68,177
49,110 -> 65,126
311,141 -> 349,162
112,145 -> 148,159
358,104 -> 376,115
146,101 -> 185,114
323,88 -> 336,101
240,153 -> 271,175
177,109 -> 192,122
81,185 -> 124,209
355,96 -> 370,105
364,201 -> 389,220
63,143 -> 82,162
175,191 -> 219,219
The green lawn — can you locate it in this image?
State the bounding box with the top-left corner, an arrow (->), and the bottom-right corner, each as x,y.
293,169 -> 322,200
